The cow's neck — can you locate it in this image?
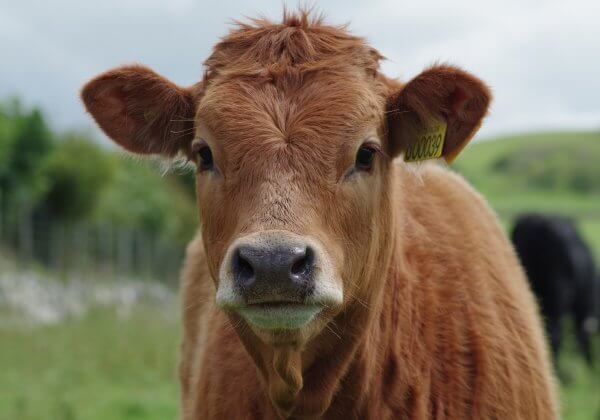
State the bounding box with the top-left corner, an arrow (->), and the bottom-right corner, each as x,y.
234,298 -> 389,418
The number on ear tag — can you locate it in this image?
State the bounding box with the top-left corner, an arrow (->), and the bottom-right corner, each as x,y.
404,120 -> 447,162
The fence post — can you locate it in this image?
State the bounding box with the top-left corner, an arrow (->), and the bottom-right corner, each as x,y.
17,198 -> 33,267
117,228 -> 132,278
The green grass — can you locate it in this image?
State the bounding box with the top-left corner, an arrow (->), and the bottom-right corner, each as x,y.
0,305 -> 180,420
0,304 -> 598,419
558,325 -> 600,420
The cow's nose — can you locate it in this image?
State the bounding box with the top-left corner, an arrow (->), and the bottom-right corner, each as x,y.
232,244 -> 315,303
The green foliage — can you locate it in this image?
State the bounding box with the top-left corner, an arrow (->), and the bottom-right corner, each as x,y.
41,135 -> 114,221
0,98 -> 197,249
94,158 -> 197,242
0,105 -> 16,181
0,99 -> 54,204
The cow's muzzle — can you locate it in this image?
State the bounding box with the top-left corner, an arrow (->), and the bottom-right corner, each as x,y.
216,230 -> 343,330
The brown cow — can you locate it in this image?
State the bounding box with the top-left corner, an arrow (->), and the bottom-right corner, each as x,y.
81,11 -> 558,420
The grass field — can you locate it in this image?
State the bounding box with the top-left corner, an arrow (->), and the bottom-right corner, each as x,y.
1,130 -> 599,419
0,303 -> 598,420
0,304 -> 180,420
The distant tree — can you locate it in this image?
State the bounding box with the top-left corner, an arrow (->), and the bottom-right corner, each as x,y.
40,135 -> 114,221
0,97 -> 198,276
94,157 -> 197,242
0,100 -> 54,204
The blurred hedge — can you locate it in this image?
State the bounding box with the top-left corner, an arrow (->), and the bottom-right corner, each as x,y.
0,98 -> 197,255
490,141 -> 600,193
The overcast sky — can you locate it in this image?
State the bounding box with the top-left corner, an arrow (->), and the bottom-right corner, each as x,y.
1,0 -> 599,143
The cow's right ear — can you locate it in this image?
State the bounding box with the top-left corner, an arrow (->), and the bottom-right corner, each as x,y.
81,65 -> 196,156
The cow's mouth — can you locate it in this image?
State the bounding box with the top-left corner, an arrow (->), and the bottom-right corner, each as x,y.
236,302 -> 322,330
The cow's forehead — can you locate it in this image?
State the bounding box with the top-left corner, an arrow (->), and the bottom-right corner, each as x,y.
196,71 -> 385,155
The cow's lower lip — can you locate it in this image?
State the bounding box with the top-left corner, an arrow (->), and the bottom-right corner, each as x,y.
237,303 -> 322,330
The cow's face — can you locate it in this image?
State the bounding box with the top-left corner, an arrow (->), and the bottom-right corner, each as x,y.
193,70 -> 391,345
81,25 -> 489,349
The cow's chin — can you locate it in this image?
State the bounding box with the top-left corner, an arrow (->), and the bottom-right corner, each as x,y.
233,305 -> 336,348
238,303 -> 321,329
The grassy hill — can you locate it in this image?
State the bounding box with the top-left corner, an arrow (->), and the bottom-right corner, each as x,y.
453,130 -> 600,259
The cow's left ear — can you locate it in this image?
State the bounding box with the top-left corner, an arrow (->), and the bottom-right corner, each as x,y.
386,65 -> 491,163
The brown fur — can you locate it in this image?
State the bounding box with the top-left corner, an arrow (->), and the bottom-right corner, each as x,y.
81,10 -> 558,419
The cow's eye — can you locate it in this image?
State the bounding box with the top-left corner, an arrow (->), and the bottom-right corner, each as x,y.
192,142 -> 214,172
355,144 -> 377,171
198,146 -> 213,171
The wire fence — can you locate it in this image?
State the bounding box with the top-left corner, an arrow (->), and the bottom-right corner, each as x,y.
0,195 -> 187,285
1,192 -> 599,283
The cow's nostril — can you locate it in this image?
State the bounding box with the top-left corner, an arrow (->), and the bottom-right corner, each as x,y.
290,246 -> 314,278
233,248 -> 255,287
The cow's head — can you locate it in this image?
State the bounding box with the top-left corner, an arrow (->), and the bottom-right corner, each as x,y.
82,12 -> 489,365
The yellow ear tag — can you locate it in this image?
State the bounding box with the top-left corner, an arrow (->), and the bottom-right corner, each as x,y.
404,119 -> 447,162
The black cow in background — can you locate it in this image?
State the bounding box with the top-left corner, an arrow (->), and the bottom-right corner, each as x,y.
511,214 -> 598,371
